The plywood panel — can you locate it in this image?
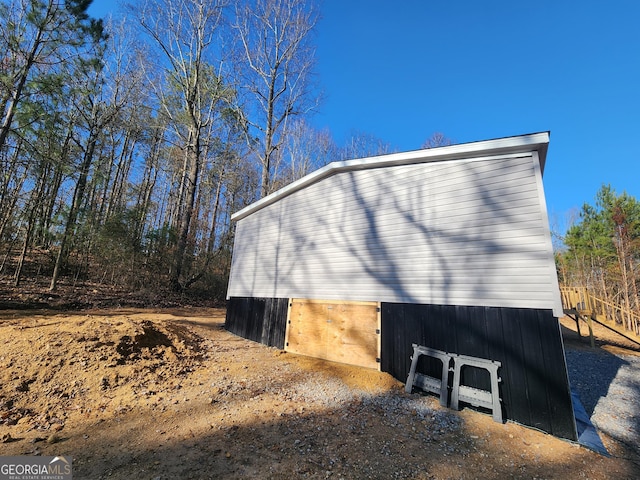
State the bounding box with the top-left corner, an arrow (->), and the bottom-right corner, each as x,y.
286,300 -> 329,359
285,299 -> 380,370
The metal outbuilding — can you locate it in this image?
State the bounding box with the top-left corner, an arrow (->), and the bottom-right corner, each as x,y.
225,132 -> 576,440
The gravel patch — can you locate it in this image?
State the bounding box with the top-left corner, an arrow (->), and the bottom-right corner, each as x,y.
565,348 -> 640,448
269,369 -> 462,433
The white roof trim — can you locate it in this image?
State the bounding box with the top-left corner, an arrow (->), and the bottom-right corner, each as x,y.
232,131 -> 550,222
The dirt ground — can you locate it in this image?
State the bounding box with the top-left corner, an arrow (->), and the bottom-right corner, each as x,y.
1,307 -> 639,479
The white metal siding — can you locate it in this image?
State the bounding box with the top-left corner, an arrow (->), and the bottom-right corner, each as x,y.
227,153 -> 563,315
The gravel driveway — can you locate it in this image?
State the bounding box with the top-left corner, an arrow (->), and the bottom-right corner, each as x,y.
565,347 -> 640,451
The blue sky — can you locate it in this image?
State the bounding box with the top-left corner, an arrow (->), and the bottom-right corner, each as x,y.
89,1 -> 640,235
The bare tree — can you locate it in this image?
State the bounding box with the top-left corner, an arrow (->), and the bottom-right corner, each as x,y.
135,0 -> 233,291
272,119 -> 334,187
421,132 -> 453,149
339,130 -> 393,160
232,0 -> 320,198
49,37 -> 132,290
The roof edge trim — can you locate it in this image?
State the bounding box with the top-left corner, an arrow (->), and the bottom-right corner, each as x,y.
232,131 -> 550,222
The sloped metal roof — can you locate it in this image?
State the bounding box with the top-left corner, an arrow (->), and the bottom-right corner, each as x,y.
232,131 -> 550,222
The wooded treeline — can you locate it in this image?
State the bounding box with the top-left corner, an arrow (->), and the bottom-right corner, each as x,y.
0,0 -> 400,300
558,185 -> 640,320
7,1 -> 631,310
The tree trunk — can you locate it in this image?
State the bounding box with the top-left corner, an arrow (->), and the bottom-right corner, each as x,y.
13,171 -> 47,286
14,216 -> 34,287
206,164 -> 225,255
134,129 -> 162,246
50,133 -> 98,291
169,129 -> 200,291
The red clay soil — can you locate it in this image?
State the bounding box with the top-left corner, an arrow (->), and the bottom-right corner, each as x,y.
0,306 -> 638,479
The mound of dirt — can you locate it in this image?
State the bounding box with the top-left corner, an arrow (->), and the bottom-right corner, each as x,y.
1,308 -> 639,479
0,312 -> 211,434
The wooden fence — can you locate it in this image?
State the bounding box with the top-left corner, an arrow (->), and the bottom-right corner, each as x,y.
560,286 -> 640,345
